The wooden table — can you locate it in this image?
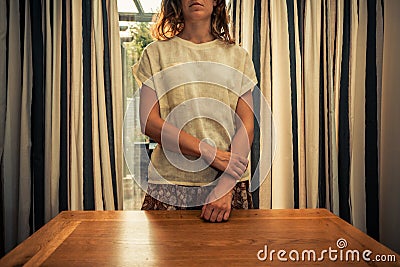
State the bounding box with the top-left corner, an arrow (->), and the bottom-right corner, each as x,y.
1,209 -> 399,266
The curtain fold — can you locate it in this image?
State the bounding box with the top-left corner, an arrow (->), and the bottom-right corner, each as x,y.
92,0 -> 114,210
107,0 -> 124,210
349,0 -> 367,233
101,0 -> 119,210
287,0 -> 301,209
83,0 -> 94,210
1,0 -> 123,255
43,0 -> 63,222
303,0 -> 322,209
364,0 -> 380,240
337,0 -> 351,223
59,0 -> 69,213
329,0 -> 341,217
3,0 -> 22,253
19,0 -> 33,245
240,0 -> 254,53
30,0 -> 46,233
91,0 -> 103,210
69,0 -> 84,211
258,0 -> 272,209
2,0 -> 34,252
250,0 -> 261,208
270,0 -> 295,209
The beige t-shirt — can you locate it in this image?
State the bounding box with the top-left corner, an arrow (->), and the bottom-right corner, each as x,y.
133,36 -> 257,186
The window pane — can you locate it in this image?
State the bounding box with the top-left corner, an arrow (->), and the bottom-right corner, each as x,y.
117,0 -> 139,13
119,1 -> 156,210
140,0 -> 161,13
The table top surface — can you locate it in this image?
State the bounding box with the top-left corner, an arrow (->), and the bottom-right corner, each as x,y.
1,209 -> 399,266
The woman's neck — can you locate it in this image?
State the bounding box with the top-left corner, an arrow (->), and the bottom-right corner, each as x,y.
178,20 -> 215,44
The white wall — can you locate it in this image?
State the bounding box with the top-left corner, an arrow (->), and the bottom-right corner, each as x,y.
380,0 -> 400,255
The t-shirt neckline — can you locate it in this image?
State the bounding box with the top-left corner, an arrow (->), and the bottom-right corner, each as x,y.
172,36 -> 220,49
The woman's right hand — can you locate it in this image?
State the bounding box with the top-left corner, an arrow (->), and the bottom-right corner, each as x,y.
213,150 -> 249,180
199,142 -> 248,181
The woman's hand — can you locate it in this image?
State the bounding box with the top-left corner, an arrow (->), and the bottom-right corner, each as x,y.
201,174 -> 236,222
199,142 -> 248,181
201,190 -> 233,222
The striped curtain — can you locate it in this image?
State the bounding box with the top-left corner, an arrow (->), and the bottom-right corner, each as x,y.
0,0 -> 123,255
233,0 -> 400,253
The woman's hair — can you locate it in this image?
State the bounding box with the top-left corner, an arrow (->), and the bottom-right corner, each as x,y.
152,0 -> 234,44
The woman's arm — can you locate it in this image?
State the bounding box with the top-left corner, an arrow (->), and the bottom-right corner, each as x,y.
201,89 -> 254,222
139,84 -> 249,181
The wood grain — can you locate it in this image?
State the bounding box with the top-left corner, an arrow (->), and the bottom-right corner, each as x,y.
0,209 -> 398,266
23,221 -> 80,267
0,219 -> 80,267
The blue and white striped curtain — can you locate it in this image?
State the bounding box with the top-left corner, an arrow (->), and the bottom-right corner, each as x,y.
0,0 -> 123,255
234,0 -> 400,253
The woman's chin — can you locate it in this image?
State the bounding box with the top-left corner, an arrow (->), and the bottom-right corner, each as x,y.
185,12 -> 212,22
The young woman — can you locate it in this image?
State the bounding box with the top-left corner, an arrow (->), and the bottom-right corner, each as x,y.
133,0 -> 257,222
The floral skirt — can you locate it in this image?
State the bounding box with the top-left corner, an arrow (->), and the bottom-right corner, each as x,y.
141,180 -> 253,210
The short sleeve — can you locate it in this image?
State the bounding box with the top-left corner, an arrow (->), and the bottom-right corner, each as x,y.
240,51 -> 258,96
132,47 -> 152,88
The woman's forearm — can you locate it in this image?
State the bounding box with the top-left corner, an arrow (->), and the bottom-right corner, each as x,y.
143,114 -> 207,157
228,89 -> 254,167
213,90 -> 254,195
139,84 -> 205,157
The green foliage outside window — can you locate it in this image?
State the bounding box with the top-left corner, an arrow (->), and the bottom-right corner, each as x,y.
122,22 -> 153,98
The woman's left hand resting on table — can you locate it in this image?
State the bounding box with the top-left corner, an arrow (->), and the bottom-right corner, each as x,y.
200,174 -> 236,222
201,190 -> 233,222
